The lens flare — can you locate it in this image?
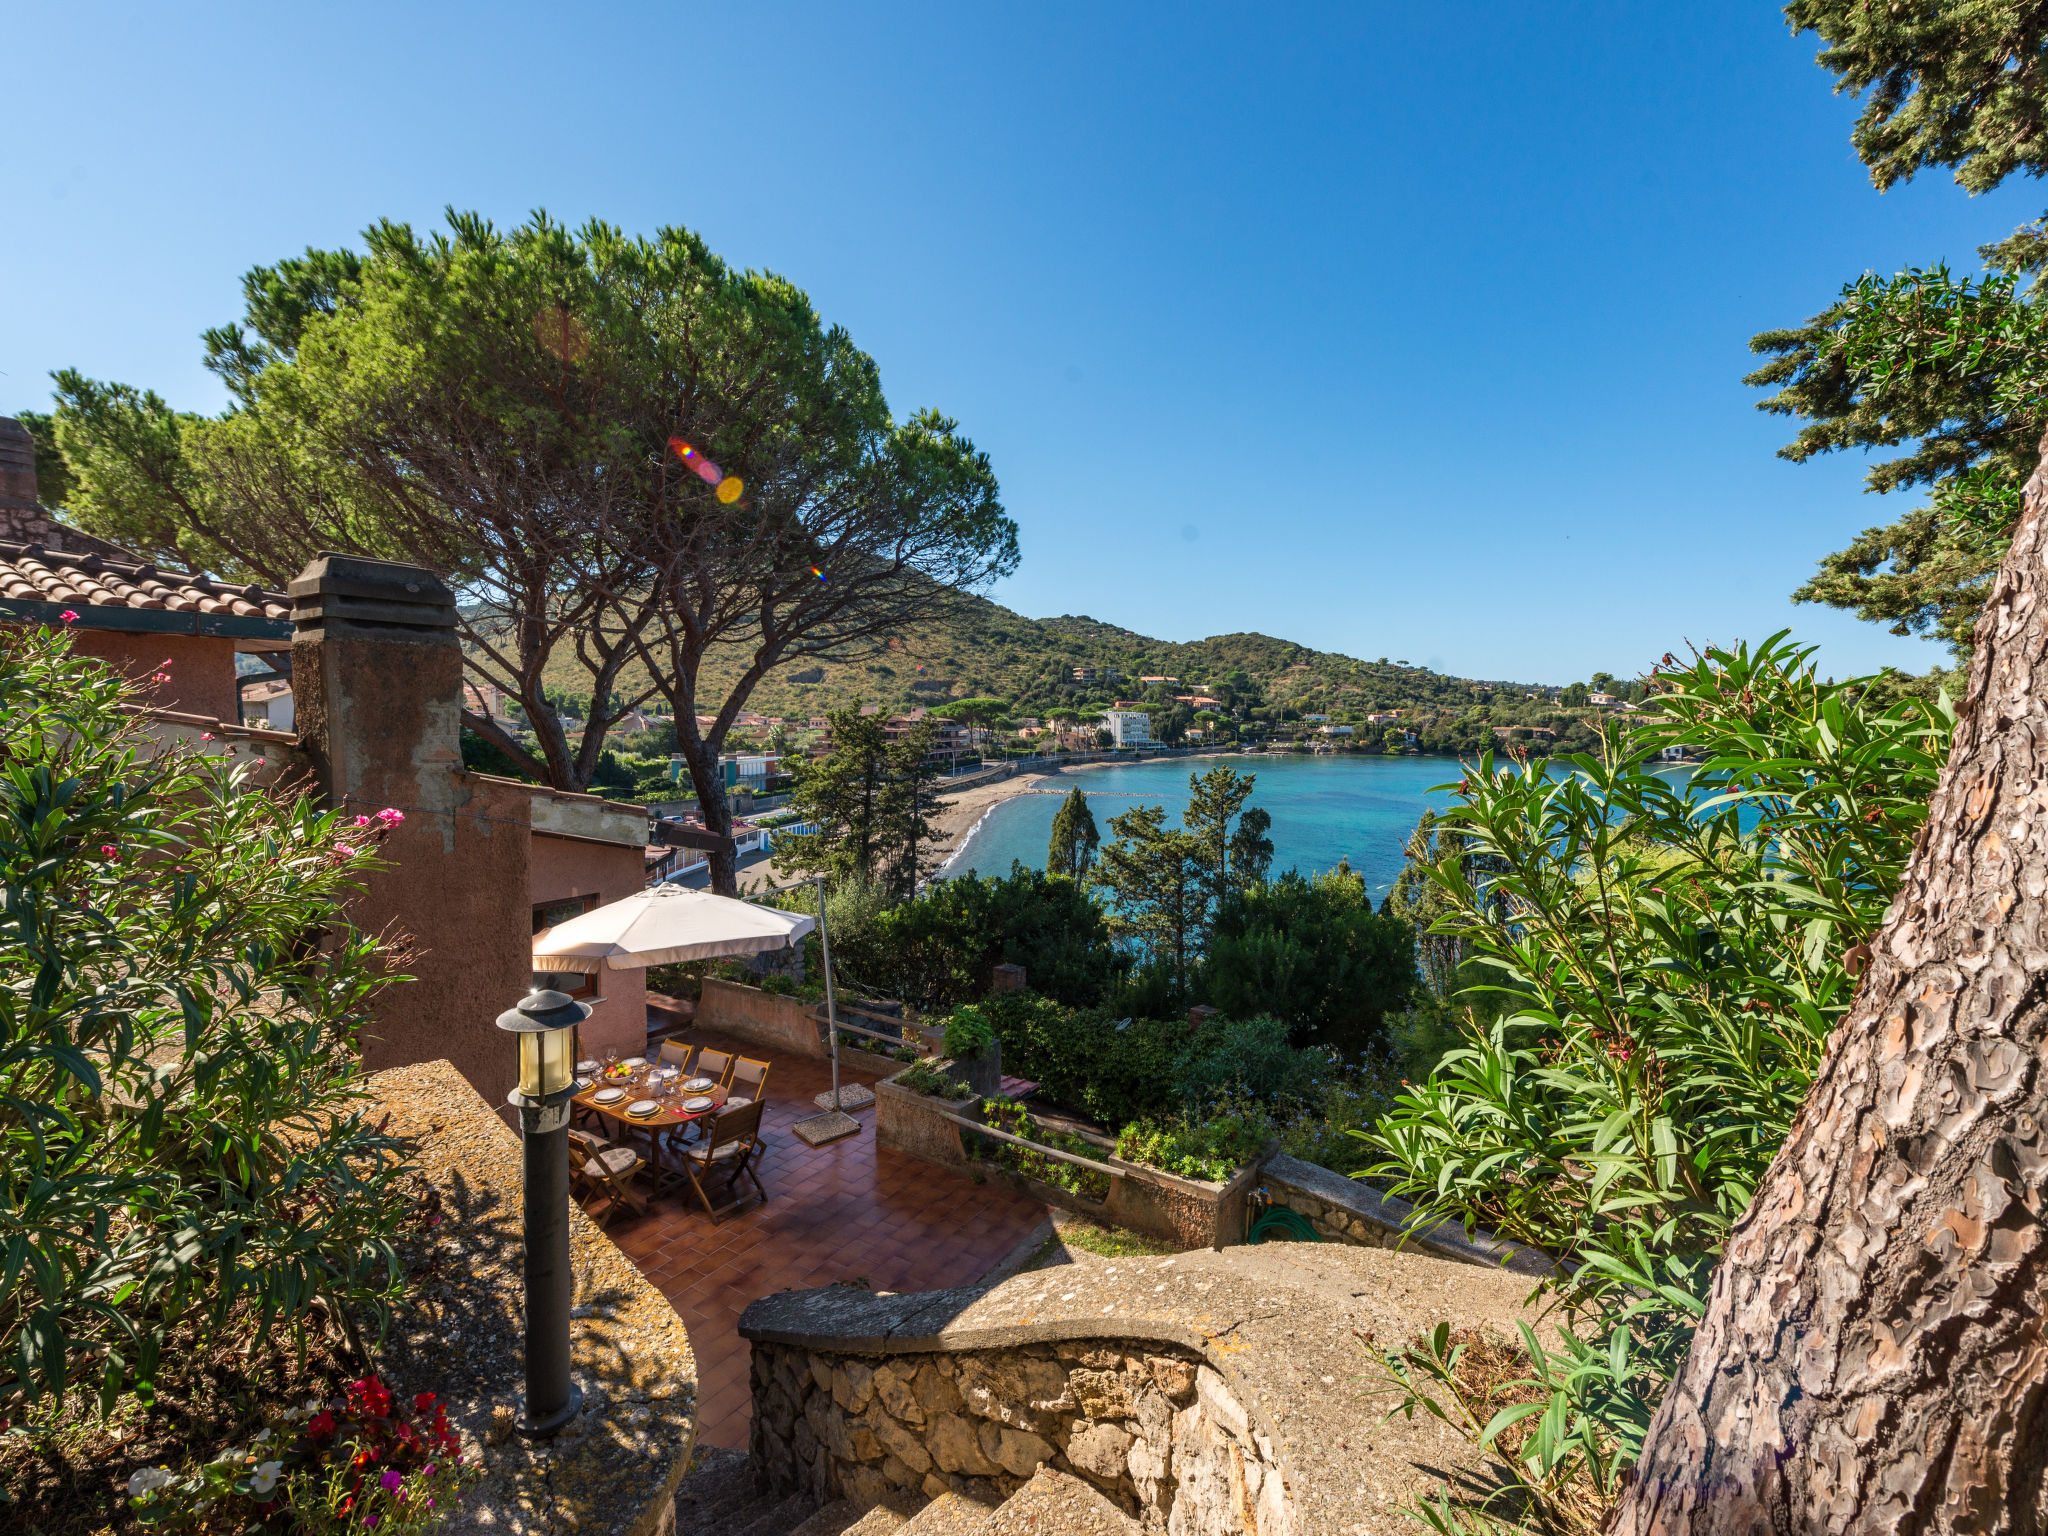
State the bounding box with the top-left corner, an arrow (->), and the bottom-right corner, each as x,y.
667,438 -> 724,485
717,476 -> 744,504
811,567 -> 827,583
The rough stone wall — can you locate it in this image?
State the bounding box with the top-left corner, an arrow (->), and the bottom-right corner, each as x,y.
1258,1152 -> 1557,1276
748,1339 -> 1287,1535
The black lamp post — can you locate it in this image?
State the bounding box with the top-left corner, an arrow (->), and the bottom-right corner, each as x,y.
496,985 -> 593,1438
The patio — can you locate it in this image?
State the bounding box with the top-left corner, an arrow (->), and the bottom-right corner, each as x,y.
599,1023 -> 1051,1448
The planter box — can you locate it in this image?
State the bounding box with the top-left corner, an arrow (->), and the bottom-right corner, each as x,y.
697,977 -> 826,1059
1104,1149 -> 1268,1251
875,1065 -> 977,1167
953,1039 -> 1003,1099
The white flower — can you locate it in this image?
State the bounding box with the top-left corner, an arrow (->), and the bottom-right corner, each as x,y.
251,1461 -> 283,1495
251,1428 -> 272,1445
128,1467 -> 177,1498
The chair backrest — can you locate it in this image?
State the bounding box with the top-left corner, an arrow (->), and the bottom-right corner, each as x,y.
706,1097 -> 764,1151
567,1129 -> 604,1170
695,1048 -> 735,1086
659,1040 -> 694,1069
730,1056 -> 771,1094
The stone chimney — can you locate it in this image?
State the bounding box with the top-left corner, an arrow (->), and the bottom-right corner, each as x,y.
289,552 -> 534,1101
0,418 -> 59,547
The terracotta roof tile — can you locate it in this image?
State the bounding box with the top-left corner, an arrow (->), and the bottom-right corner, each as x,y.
0,542 -> 290,622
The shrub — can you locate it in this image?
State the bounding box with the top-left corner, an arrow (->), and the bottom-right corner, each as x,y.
893,1061 -> 973,1101
973,1098 -> 1112,1201
0,625 -> 414,1432
1115,1104 -> 1273,1183
1171,1013 -> 1320,1107
857,862 -> 1118,1009
941,1004 -> 994,1060
978,991 -> 1185,1126
1364,635 -> 1951,1525
1205,864 -> 1418,1053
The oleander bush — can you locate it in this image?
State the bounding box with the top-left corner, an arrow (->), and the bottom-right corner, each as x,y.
1364,634 -> 1950,1533
0,625 -> 418,1518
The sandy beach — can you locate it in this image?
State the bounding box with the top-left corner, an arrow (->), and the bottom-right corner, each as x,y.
929,768 -> 1052,864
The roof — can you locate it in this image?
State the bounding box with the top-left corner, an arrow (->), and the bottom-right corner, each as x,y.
0,542 -> 292,637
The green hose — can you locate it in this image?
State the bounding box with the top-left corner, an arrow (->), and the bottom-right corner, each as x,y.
1247,1203 -> 1320,1244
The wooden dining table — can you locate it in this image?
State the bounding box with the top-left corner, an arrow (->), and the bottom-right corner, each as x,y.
572,1071 -> 728,1192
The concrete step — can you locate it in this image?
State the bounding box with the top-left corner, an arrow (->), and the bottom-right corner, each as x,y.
784,1500 -> 869,1536
729,1493 -> 823,1536
838,1502 -> 918,1536
894,1491 -> 997,1535
675,1446 -> 761,1528
981,1469 -> 1139,1535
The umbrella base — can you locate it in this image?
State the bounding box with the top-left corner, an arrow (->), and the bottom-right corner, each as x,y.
792,1110 -> 861,1146
813,1084 -> 876,1113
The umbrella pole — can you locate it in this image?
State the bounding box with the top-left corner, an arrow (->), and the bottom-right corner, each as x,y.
818,874 -> 840,1109
790,876 -> 863,1145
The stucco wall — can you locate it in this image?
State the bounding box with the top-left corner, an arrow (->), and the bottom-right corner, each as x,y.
63,629 -> 241,721
697,977 -> 828,1058
530,831 -> 649,1062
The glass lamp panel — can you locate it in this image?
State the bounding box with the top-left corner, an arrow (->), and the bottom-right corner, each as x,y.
539,1026 -> 575,1095
518,1031 -> 545,1098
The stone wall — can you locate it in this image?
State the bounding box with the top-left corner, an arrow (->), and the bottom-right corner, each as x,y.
748,1338 -> 1285,1535
1257,1153 -> 1557,1275
741,1244 -> 1563,1536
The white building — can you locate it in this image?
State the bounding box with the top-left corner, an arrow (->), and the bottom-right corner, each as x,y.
1103,708 -> 1153,747
1318,723 -> 1354,736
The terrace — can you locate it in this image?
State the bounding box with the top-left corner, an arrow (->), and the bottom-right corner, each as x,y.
598,1021 -> 1051,1448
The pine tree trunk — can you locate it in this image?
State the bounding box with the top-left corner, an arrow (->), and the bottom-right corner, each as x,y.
1614,440 -> 2048,1532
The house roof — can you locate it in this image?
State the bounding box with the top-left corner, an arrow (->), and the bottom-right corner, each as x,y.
0,542 -> 292,637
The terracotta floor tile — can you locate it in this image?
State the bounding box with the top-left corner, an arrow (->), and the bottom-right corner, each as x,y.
588,1024 -> 1047,1449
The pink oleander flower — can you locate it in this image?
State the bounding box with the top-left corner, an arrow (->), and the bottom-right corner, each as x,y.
334,842 -> 358,861
376,807 -> 405,825
152,672 -> 170,684
201,732 -> 214,741
353,814 -> 372,827
59,610 -> 78,625
99,844 -> 119,859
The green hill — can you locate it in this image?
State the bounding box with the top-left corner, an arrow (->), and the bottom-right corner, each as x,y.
539,590 -> 1559,726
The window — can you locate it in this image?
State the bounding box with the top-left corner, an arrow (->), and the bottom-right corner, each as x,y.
534,894 -> 600,1000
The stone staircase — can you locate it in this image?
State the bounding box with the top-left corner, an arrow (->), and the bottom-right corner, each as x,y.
676,1448 -> 1135,1535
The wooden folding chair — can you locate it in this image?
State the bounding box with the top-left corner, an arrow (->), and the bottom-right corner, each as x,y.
692,1048 -> 736,1091
568,1128 -> 648,1229
676,1099 -> 766,1223
725,1055 -> 772,1109
659,1040 -> 695,1071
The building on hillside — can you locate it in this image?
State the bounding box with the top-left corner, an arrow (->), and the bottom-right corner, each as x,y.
1103,708 -> 1152,747
1304,713 -> 1330,722
1318,723 -> 1354,736
1071,666 -> 1123,685
1365,711 -> 1402,725
242,678 -> 294,731
0,418 -> 293,719
1587,692 -> 1619,707
103,550 -> 652,1115
1138,675 -> 1179,686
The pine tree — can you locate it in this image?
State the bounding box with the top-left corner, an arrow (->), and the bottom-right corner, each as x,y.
879,720 -> 944,900
774,709 -> 891,886
1046,786 -> 1100,879
1090,803 -> 1201,986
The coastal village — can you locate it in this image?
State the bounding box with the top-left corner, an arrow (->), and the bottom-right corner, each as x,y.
11,7 -> 2048,1536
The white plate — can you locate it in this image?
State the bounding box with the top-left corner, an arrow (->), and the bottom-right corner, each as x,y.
682,1095 -> 714,1112
684,1077 -> 714,1092
626,1099 -> 661,1117
592,1087 -> 626,1103
577,1060 -> 599,1073
574,1078 -> 592,1091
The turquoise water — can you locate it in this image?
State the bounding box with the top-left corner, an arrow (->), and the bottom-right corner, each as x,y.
937,754 -> 1463,902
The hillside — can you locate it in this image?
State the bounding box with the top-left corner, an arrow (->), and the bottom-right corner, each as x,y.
539,590 -> 1558,725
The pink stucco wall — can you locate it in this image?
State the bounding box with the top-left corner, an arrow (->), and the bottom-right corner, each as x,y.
530,833 -> 648,1063
60,629 -> 242,721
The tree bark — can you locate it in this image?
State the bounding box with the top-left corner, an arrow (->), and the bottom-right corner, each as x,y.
1615,439 -> 2048,1532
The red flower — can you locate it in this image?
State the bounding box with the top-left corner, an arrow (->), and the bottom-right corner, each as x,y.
413,1392 -> 438,1414
58,610 -> 78,625
308,1410 -> 337,1438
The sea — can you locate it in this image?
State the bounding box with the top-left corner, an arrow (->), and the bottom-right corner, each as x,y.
936,754 -> 1463,903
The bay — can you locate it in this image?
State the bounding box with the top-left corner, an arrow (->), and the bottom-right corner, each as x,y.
937,753 -> 1463,902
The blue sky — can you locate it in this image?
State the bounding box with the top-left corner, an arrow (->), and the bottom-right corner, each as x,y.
4,2 -> 2037,684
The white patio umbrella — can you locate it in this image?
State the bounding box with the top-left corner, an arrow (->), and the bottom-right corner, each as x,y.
531,884 -> 815,973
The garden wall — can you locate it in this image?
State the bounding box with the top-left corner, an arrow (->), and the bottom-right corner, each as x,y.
695,976 -> 828,1058
738,1242 -> 1560,1534
1258,1153 -> 1557,1276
